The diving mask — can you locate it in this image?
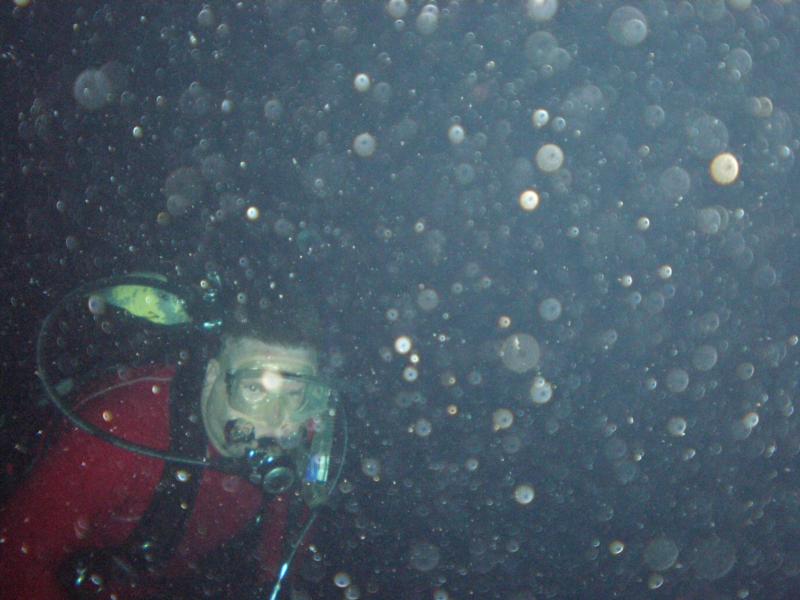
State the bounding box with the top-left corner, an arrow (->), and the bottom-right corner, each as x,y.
219,367 -> 337,501
224,365 -> 332,425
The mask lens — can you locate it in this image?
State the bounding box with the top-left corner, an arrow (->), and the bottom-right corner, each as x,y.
226,368 -> 322,421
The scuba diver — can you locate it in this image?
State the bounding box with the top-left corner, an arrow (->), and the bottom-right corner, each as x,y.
0,273 -> 345,599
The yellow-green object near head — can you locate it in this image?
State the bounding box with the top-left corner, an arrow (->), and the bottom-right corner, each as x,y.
98,274 -> 191,325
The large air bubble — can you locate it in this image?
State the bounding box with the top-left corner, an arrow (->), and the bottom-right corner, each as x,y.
409,541 -> 440,572
665,368 -> 689,393
658,166 -> 691,199
691,536 -> 736,581
687,114 -> 729,159
73,68 -> 112,111
643,537 -> 679,572
500,333 -> 541,373
608,6 -> 648,47
538,297 -> 562,322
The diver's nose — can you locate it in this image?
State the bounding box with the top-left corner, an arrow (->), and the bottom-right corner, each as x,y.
263,396 -> 284,424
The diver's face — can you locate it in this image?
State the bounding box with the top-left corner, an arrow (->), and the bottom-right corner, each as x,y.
201,337 -> 318,457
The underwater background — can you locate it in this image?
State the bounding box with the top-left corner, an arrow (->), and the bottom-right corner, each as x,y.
3,1 -> 800,598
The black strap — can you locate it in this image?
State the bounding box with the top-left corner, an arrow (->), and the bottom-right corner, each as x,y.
121,346 -> 208,573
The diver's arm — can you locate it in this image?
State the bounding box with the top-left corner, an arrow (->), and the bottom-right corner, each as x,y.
0,424 -> 155,600
0,429 -> 102,598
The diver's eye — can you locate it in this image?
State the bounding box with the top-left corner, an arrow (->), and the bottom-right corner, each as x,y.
239,382 -> 267,403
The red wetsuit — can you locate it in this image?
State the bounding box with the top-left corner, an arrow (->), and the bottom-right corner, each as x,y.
0,367 -> 289,599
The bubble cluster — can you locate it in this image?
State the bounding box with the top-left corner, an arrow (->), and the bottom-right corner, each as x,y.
17,3 -> 800,598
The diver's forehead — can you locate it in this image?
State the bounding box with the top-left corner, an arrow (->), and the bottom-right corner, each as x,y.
226,338 -> 317,372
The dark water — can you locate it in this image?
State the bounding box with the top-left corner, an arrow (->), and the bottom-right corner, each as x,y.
3,1 -> 800,598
